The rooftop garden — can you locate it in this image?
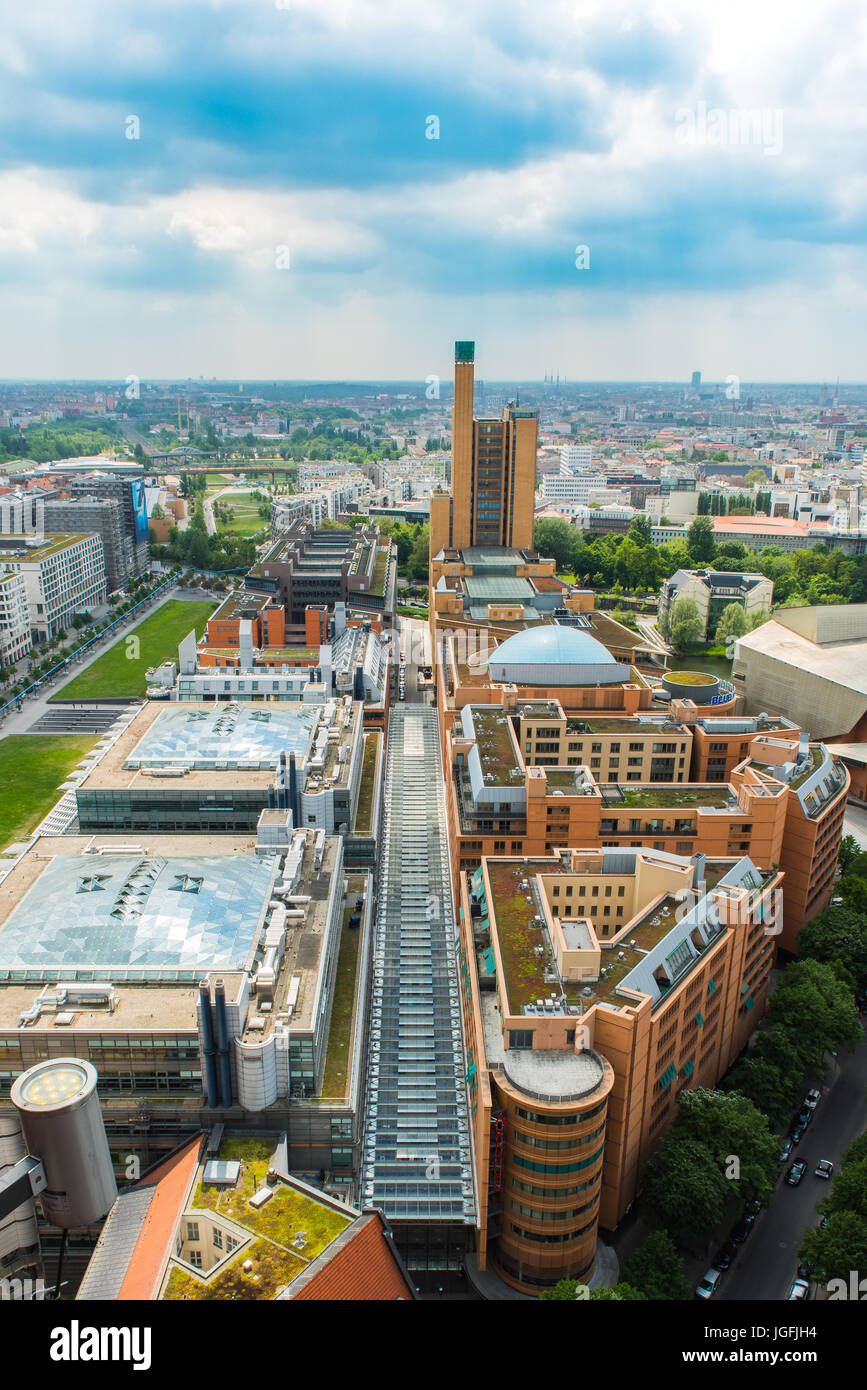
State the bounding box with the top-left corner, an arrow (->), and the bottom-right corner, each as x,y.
473,709 -> 521,782
320,877 -> 366,1098
369,546 -> 390,597
601,785 -> 734,809
486,860 -> 556,1011
353,733 -> 380,836
164,1236 -> 306,1301
789,747 -> 824,788
192,1136 -> 351,1256
663,670 -> 717,686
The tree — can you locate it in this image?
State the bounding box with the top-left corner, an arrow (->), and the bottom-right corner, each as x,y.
641,1136 -> 728,1246
668,596 -> 705,653
534,518 -> 578,573
622,1230 -> 691,1300
798,1211 -> 867,1284
722,1053 -> 797,1130
150,502 -> 166,520
714,602 -> 748,645
671,1089 -> 779,1208
627,514 -> 652,546
687,514 -> 716,564
745,467 -> 767,485
837,834 -> 862,878
824,1158 -> 867,1221
768,959 -> 861,1068
798,907 -> 867,991
539,1280 -> 647,1300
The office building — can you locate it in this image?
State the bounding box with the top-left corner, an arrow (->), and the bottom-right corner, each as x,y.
733,604 -> 867,741
0,533 -> 106,640
246,524 -> 395,633
42,496 -> 137,594
429,342 -> 538,555
0,569 -> 31,667
0,826 -> 374,1284
459,846 -> 783,1290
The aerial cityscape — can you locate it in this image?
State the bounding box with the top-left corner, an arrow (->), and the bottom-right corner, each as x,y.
0,0 -> 865,1355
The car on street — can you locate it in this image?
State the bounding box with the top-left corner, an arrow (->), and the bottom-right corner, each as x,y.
787,1278 -> 810,1301
786,1160 -> 808,1186
714,1242 -> 737,1271
814,1159 -> 834,1180
791,1124 -> 806,1145
731,1213 -> 757,1243
779,1137 -> 793,1162
695,1268 -> 723,1300
796,1108 -> 812,1129
804,1089 -> 822,1110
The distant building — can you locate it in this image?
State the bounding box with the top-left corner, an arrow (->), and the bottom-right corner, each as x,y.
658,569 -> 773,640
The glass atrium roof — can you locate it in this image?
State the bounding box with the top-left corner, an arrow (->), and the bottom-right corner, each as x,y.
0,853 -> 277,980
125,702 -> 317,770
362,707 -> 476,1225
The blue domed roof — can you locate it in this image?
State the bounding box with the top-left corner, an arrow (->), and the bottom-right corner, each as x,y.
489,625 -> 616,668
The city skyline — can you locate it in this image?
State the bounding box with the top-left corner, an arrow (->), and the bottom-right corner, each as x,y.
1,0 -> 866,380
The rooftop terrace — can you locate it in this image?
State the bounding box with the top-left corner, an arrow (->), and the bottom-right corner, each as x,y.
162,1134 -> 353,1301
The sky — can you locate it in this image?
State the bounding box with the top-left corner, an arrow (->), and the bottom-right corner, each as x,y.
1,0 -> 866,382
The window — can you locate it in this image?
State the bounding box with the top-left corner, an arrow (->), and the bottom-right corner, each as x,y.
212,1228 -> 223,1250
188,1250 -> 203,1268
186,1222 -> 199,1242
509,1030 -> 533,1049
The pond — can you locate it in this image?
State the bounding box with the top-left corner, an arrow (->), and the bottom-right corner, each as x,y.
664,651 -> 734,681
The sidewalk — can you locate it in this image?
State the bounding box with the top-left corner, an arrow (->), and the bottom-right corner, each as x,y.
0,583 -> 178,742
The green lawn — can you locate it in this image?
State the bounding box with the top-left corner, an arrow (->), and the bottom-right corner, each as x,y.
213,491 -> 270,538
321,880 -> 366,1098
52,599 -> 216,701
0,735 -> 97,851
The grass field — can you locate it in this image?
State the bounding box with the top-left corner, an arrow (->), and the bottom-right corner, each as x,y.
0,736 -> 97,851
213,490 -> 269,538
52,599 -> 216,701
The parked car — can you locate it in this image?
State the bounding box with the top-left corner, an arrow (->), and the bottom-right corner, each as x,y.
814,1159 -> 834,1180
804,1089 -> 822,1110
791,1124 -> 806,1145
695,1268 -> 723,1300
795,1108 -> 812,1129
779,1137 -> 794,1162
731,1213 -> 757,1244
714,1242 -> 737,1271
787,1278 -> 810,1301
786,1160 -> 808,1186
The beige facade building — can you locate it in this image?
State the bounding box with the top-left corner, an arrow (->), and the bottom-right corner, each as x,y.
659,568 -> 773,641
429,342 -> 538,556
0,569 -> 31,667
733,604 -> 867,742
0,532 -> 106,640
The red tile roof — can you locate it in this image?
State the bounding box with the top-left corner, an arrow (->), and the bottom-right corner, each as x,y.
291,1212 -> 416,1301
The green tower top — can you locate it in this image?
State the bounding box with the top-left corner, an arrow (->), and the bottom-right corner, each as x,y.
454,341 -> 475,364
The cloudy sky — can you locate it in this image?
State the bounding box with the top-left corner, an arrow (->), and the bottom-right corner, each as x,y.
1,0 -> 865,381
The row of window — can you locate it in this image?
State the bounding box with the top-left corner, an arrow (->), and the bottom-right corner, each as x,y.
513,1146 -> 604,1176
510,1218 -> 596,1244
513,1099 -> 607,1127
511,1174 -> 596,1199
511,1196 -> 598,1222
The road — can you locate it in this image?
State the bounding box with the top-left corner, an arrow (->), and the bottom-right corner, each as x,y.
394,614 -> 433,706
718,1024 -> 867,1301
844,803 -> 867,851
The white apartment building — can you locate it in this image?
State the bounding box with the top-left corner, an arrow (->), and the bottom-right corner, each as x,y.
541,471 -> 608,506
0,533 -> 106,640
559,442 -> 595,471
0,570 -> 32,667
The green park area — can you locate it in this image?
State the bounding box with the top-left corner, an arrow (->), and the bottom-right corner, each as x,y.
0,736 -> 96,851
212,491 -> 270,538
52,599 -> 216,701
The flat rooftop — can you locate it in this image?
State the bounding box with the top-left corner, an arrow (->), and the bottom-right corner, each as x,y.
77,697 -> 359,792
125,702 -> 317,771
0,834 -> 278,983
0,532 -> 95,560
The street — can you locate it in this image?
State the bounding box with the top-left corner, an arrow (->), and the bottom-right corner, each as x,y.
719,1025 -> 867,1301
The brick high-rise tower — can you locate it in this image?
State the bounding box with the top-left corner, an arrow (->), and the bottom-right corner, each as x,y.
430,341 -> 538,555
